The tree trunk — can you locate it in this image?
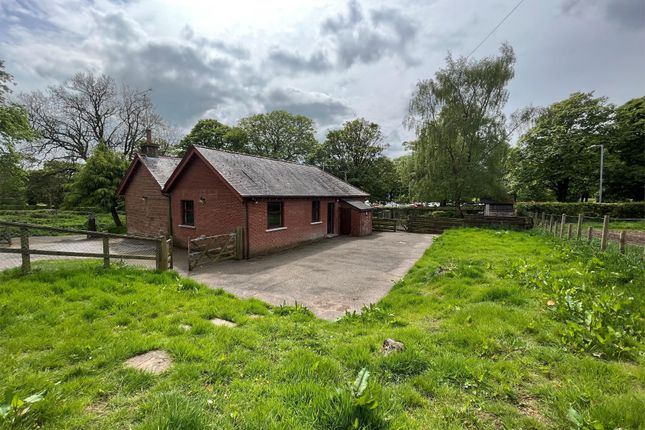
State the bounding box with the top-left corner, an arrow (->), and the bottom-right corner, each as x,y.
555,179 -> 569,202
110,204 -> 122,227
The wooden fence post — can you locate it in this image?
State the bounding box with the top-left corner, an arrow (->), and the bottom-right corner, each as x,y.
548,214 -> 554,232
587,226 -> 593,243
600,215 -> 609,251
235,226 -> 244,260
540,212 -> 545,228
576,214 -> 583,240
619,230 -> 626,254
559,214 -> 566,238
567,223 -> 573,240
20,227 -> 30,274
156,237 -> 168,271
102,237 -> 110,268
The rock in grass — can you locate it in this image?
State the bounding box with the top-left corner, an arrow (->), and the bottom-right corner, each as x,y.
125,350 -> 172,374
210,318 -> 237,327
382,338 -> 405,355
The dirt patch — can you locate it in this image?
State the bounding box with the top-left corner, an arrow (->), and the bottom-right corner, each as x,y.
210,318 -> 236,327
124,350 -> 172,374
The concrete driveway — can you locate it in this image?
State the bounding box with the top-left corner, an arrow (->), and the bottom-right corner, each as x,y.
0,232 -> 434,320
174,232 -> 434,320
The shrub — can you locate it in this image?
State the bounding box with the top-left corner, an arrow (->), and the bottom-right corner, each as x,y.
515,201 -> 645,218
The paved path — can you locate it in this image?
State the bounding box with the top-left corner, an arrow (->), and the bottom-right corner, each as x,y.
173,232 -> 434,320
1,232 -> 434,320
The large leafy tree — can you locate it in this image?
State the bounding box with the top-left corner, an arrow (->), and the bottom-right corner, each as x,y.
510,92 -> 613,202
0,60 -> 35,152
177,119 -> 247,155
0,146 -> 27,207
314,118 -> 389,198
604,97 -> 645,201
27,160 -> 78,207
64,143 -> 128,226
406,44 -> 516,213
238,110 -> 317,162
0,60 -> 35,206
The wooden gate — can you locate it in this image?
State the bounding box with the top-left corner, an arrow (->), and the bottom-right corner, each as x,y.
187,227 -> 244,271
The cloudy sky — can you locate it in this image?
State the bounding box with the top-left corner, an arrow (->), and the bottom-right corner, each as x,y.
1,0 -> 644,157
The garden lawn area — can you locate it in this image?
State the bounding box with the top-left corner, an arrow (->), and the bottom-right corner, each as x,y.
583,219 -> 645,232
0,210 -> 125,235
0,230 -> 643,429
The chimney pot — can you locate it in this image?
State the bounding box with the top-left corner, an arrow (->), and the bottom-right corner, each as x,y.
141,128 -> 158,157
146,128 -> 152,144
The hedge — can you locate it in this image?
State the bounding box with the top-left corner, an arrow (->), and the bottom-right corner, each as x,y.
515,202 -> 645,218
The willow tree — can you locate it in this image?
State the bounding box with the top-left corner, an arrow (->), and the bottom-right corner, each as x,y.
406,44 -> 517,213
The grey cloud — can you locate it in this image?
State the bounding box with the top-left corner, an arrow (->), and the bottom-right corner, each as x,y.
266,49 -> 333,74
263,87 -> 353,126
605,0 -> 645,30
180,25 -> 251,60
561,0 -> 645,30
322,1 -> 420,68
321,0 -> 364,32
268,0 -> 420,75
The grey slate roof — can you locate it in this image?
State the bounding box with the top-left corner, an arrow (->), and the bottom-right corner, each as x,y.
342,199 -> 373,211
195,147 -> 368,198
140,155 -> 180,188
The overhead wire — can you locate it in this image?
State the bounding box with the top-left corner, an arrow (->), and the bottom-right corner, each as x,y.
466,0 -> 526,59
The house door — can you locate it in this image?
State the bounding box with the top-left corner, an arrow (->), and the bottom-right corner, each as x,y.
340,208 -> 352,235
327,202 -> 335,234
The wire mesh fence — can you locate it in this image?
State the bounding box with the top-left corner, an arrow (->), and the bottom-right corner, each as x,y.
0,221 -> 171,273
528,212 -> 645,257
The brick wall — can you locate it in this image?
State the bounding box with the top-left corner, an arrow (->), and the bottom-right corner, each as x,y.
247,198 -> 341,256
169,156 -> 245,248
124,165 -> 170,237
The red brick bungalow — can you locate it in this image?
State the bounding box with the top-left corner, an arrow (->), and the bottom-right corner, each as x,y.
116,142 -> 180,237
161,146 -> 372,257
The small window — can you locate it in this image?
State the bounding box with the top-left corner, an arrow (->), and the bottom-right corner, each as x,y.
311,200 -> 320,223
181,200 -> 194,226
267,201 -> 283,229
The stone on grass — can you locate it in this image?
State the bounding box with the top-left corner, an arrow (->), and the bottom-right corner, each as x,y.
210,318 -> 237,327
125,350 -> 172,374
179,324 -> 192,331
382,338 -> 405,355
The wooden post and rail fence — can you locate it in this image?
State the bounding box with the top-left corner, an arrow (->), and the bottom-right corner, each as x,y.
372,211 -> 533,234
0,220 -> 172,274
529,212 -> 641,255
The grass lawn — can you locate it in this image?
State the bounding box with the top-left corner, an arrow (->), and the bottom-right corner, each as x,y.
0,210 -> 125,235
0,230 -> 643,429
583,220 -> 645,232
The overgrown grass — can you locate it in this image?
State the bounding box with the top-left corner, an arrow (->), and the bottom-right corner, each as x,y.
1,230 -> 643,429
0,210 -> 125,235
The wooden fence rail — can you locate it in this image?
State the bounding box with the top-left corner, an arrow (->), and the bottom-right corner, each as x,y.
372,218 -> 397,232
529,212 -> 643,255
0,220 -> 170,273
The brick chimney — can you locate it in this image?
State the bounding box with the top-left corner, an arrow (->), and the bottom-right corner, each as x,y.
140,128 -> 159,157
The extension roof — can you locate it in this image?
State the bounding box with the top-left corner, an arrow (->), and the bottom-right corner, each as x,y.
342,199 -> 373,211
117,154 -> 181,195
163,146 -> 369,198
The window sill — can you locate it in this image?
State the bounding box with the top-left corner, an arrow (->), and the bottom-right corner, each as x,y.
266,226 -> 287,232
178,224 -> 196,229
310,221 -> 323,225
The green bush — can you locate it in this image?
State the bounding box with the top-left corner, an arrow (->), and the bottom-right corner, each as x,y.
515,202 -> 645,218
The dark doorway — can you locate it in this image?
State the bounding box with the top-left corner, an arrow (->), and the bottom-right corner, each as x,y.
327,202 -> 335,234
340,208 -> 352,235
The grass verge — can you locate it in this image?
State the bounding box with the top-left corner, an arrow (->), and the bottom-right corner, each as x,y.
0,230 -> 643,429
0,210 -> 125,235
